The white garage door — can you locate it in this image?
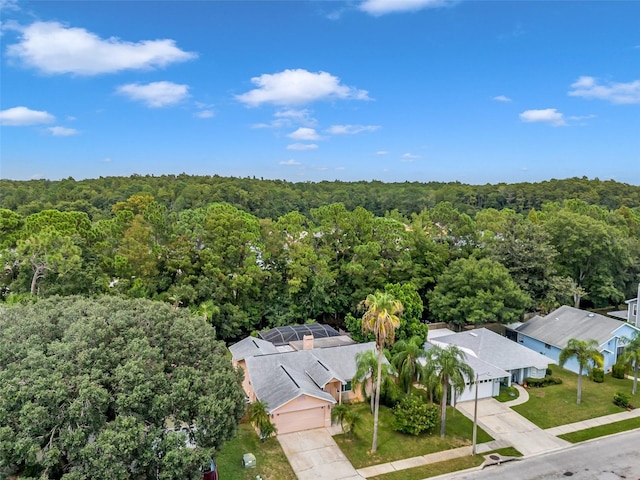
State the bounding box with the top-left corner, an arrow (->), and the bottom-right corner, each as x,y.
275,406 -> 326,434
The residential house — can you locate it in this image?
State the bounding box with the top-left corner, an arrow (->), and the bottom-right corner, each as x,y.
608,283 -> 640,328
422,340 -> 509,405
434,328 -> 550,385
230,325 -> 379,434
507,305 -> 640,374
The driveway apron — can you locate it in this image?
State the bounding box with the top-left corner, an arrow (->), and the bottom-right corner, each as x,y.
456,397 -> 570,456
278,428 -> 364,480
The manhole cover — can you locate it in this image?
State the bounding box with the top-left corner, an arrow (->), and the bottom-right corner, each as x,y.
489,455 -> 500,460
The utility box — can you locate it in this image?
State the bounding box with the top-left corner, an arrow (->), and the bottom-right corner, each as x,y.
242,453 -> 256,469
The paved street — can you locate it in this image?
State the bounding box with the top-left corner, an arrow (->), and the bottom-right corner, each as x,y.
439,428 -> 640,479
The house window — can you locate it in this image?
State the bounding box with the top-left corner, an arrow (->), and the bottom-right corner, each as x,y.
341,381 -> 352,392
633,304 -> 638,318
544,343 -> 551,350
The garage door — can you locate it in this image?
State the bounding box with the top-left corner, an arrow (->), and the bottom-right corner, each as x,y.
274,406 -> 326,434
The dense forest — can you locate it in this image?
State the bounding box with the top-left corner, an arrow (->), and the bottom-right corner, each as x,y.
1,175 -> 639,343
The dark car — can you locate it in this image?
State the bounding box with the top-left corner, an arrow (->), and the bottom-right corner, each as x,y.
201,458 -> 219,480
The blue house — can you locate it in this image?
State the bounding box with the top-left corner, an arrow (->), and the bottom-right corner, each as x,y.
507,305 -> 640,374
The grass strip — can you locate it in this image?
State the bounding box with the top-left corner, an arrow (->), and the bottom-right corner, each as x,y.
558,416 -> 640,443
368,447 -> 522,480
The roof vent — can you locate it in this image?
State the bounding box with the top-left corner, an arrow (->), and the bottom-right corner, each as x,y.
588,313 -> 595,317
469,332 -> 478,337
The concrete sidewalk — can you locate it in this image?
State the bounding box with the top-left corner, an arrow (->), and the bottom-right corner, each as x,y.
456,397 -> 570,456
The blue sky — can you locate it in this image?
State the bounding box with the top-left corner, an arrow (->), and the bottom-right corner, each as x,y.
1,0 -> 639,184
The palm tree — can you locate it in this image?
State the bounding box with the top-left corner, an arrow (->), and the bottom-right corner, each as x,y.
353,350 -> 395,413
426,344 -> 474,438
621,333 -> 640,395
559,338 -> 604,404
361,291 -> 403,453
249,400 -> 277,441
392,335 -> 427,394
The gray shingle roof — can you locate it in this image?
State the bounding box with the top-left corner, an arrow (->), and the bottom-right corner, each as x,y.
422,341 -> 509,382
244,342 -> 378,412
515,305 -> 632,348
229,336 -> 279,361
435,328 -> 550,371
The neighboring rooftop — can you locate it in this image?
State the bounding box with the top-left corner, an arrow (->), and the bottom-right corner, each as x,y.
422,341 -> 509,382
229,336 -> 278,362
435,328 -> 551,371
258,323 -> 341,346
515,305 -> 633,348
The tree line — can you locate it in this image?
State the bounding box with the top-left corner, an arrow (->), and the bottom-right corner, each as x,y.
2,185 -> 639,342
2,175 -> 640,221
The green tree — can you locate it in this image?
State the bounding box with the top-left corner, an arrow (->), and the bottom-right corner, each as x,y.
361,291 -> 403,453
0,296 -> 245,479
428,257 -> 530,328
558,338 -> 604,404
543,208 -> 630,308
621,333 -> 640,395
426,344 -> 474,437
391,336 -> 427,394
393,394 -> 438,436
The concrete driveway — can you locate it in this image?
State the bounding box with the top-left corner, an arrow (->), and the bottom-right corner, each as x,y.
457,398 -> 569,456
278,428 -> 364,480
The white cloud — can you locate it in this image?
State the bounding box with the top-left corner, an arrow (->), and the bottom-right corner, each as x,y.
6,21 -> 196,75
493,95 -> 512,102
47,126 -> 79,136
287,143 -> 319,151
359,0 -> 451,16
116,81 -> 189,108
279,159 -> 301,166
519,108 -> 566,126
568,114 -> 597,121
0,106 -> 55,126
402,152 -> 421,161
288,127 -> 322,141
236,69 -> 370,107
327,124 -> 380,135
376,150 -> 389,155
102,157 -> 113,163
194,110 -> 215,119
275,108 -> 317,126
568,76 -> 640,104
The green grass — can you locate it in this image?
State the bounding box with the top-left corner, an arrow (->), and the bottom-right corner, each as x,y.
495,385 -> 519,403
512,367 -> 635,428
216,422 -> 296,480
334,403 -> 493,469
559,416 -> 640,443
368,447 -> 522,480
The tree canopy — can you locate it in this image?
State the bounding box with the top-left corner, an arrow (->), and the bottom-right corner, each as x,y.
0,296 -> 246,480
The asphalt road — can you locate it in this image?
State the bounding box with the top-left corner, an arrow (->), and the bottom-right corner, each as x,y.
441,428 -> 640,480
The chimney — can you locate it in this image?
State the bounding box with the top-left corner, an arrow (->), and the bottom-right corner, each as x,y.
302,334 -> 314,350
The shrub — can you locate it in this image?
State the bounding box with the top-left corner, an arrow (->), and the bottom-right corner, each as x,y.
546,368 -> 553,376
613,392 -> 631,409
591,367 -> 604,383
612,361 -> 628,379
393,394 -> 438,436
525,376 -> 563,388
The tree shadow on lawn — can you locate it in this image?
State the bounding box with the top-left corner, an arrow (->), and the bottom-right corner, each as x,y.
334,403 -> 492,469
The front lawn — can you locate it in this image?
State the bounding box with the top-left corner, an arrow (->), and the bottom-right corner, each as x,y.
216,422 -> 296,480
512,367 -> 636,428
334,402 -> 492,469
495,385 -> 519,402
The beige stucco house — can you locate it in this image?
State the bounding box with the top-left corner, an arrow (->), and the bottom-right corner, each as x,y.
230,326 -> 377,434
